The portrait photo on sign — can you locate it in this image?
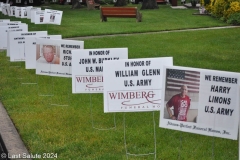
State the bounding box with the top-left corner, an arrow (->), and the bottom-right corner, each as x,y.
160,66 -> 240,140
40,17 -> 44,22
50,14 -> 55,22
36,44 -> 60,64
164,69 -> 200,123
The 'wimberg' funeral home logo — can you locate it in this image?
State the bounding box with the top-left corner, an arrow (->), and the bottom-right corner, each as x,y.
75,75 -> 103,91
107,89 -> 161,110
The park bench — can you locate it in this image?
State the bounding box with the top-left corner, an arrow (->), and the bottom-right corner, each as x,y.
130,0 -> 166,4
86,0 -> 100,10
100,7 -> 142,22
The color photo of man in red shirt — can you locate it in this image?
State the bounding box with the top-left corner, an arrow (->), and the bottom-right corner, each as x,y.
166,85 -> 191,121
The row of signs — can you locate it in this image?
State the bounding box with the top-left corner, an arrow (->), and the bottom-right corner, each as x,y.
0,19 -> 239,140
0,3 -> 63,25
0,0 -> 42,6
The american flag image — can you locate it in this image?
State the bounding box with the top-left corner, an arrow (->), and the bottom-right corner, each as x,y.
166,69 -> 200,93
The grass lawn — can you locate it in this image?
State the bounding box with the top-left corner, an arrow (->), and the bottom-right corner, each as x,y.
1,4 -> 229,38
0,3 -> 239,160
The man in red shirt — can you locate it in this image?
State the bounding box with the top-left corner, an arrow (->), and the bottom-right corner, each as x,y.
166,85 -> 191,121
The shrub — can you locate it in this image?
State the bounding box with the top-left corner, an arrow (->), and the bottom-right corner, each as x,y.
204,0 -> 216,15
224,1 -> 240,18
205,0 -> 240,20
227,12 -> 240,24
210,0 -> 228,18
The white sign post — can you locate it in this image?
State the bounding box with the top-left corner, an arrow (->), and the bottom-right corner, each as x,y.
26,6 -> 33,19
103,57 -> 173,112
0,22 -> 22,26
72,48 -> 128,130
30,8 -> 41,23
43,9 -> 63,25
10,6 -> 16,16
103,57 -> 173,159
0,19 -> 10,22
20,7 -> 27,18
0,24 -> 28,50
8,31 -> 48,61
0,2 -> 3,12
15,7 -> 21,18
25,35 -> 62,69
36,38 -> 84,77
34,10 -> 46,24
72,48 -> 128,93
160,66 -> 240,140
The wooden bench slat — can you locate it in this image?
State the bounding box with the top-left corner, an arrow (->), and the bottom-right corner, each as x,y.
102,11 -> 137,14
104,13 -> 136,17
100,7 -> 142,22
102,10 -> 136,12
104,15 -> 137,18
102,8 -> 136,10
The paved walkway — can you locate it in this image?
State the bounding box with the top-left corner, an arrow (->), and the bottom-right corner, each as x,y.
0,102 -> 31,160
65,26 -> 240,40
0,25 -> 239,160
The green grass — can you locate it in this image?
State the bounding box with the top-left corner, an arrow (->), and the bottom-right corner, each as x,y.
0,3 -> 240,160
1,4 -> 228,38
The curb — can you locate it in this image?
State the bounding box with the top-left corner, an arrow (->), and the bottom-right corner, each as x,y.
0,133 -> 9,160
0,102 -> 31,160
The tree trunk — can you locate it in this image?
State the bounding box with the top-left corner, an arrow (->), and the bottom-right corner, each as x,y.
141,0 -> 159,9
71,0 -> 81,9
114,0 -> 127,6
